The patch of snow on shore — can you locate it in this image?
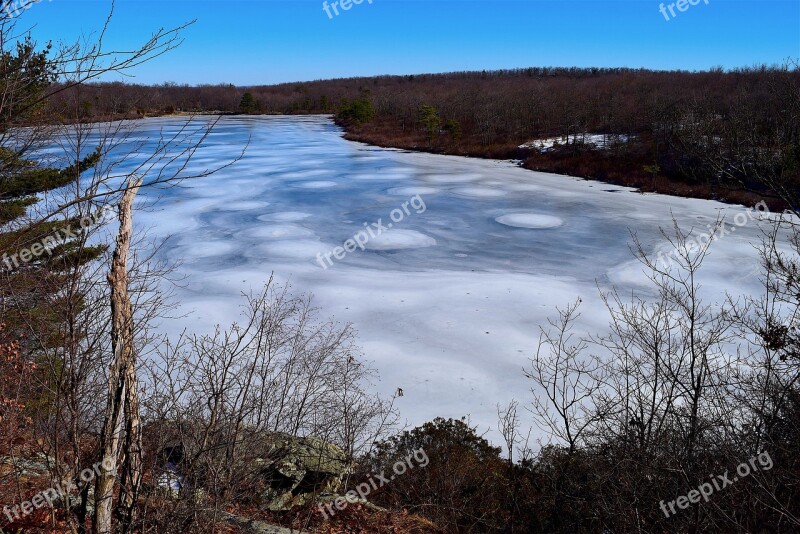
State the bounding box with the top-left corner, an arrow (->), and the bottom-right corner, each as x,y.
520,133 -> 634,152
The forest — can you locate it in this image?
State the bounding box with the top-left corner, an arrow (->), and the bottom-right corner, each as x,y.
50,65 -> 800,208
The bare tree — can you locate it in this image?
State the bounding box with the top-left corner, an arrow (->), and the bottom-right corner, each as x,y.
526,300 -> 600,454
136,280 -> 397,532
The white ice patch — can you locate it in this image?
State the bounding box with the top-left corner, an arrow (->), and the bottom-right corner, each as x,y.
247,224 -> 316,240
172,240 -> 238,258
451,186 -> 508,198
496,213 -> 564,229
280,169 -> 330,179
258,212 -> 314,223
351,171 -> 413,181
506,183 -> 542,193
423,173 -> 483,184
365,229 -> 437,251
220,201 -> 271,211
247,239 -> 332,260
292,180 -> 337,189
387,186 -> 442,196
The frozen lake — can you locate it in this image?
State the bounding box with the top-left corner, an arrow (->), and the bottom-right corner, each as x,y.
99,115 -> 771,445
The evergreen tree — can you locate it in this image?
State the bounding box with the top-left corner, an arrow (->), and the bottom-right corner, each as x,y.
418,104 -> 441,145
337,97 -> 375,125
443,118 -> 462,142
0,37 -> 104,342
239,91 -> 258,113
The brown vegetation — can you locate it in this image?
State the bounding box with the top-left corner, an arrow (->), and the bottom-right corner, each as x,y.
47,66 -> 800,208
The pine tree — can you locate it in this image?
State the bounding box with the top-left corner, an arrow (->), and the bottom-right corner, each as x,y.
239,91 -> 258,113
0,38 -> 104,341
418,104 -> 441,145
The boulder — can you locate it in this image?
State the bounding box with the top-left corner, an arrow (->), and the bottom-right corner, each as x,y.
221,511 -> 306,534
149,428 -> 349,512
254,434 -> 349,511
0,452 -> 57,476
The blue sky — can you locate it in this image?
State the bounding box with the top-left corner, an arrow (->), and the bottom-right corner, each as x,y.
17,0 -> 800,85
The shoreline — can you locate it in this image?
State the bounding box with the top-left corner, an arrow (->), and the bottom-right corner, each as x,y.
52,111 -> 784,211
338,126 -> 781,212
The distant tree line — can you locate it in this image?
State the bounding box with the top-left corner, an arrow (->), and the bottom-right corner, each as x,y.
45,64 -> 800,206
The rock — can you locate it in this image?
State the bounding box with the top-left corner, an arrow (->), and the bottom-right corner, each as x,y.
221,512 -> 306,534
0,453 -> 57,476
149,428 -> 350,512
254,433 -> 349,511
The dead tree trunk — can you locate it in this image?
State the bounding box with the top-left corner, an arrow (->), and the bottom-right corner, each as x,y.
94,178 -> 142,534
118,358 -> 143,533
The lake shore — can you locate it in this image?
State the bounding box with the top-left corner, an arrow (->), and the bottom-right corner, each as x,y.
336,118 -> 780,211
49,110 -> 783,211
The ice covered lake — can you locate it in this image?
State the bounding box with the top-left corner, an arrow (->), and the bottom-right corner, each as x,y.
90,115 -> 776,444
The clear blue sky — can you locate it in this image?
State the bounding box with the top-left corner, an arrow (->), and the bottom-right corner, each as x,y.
18,0 -> 800,85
